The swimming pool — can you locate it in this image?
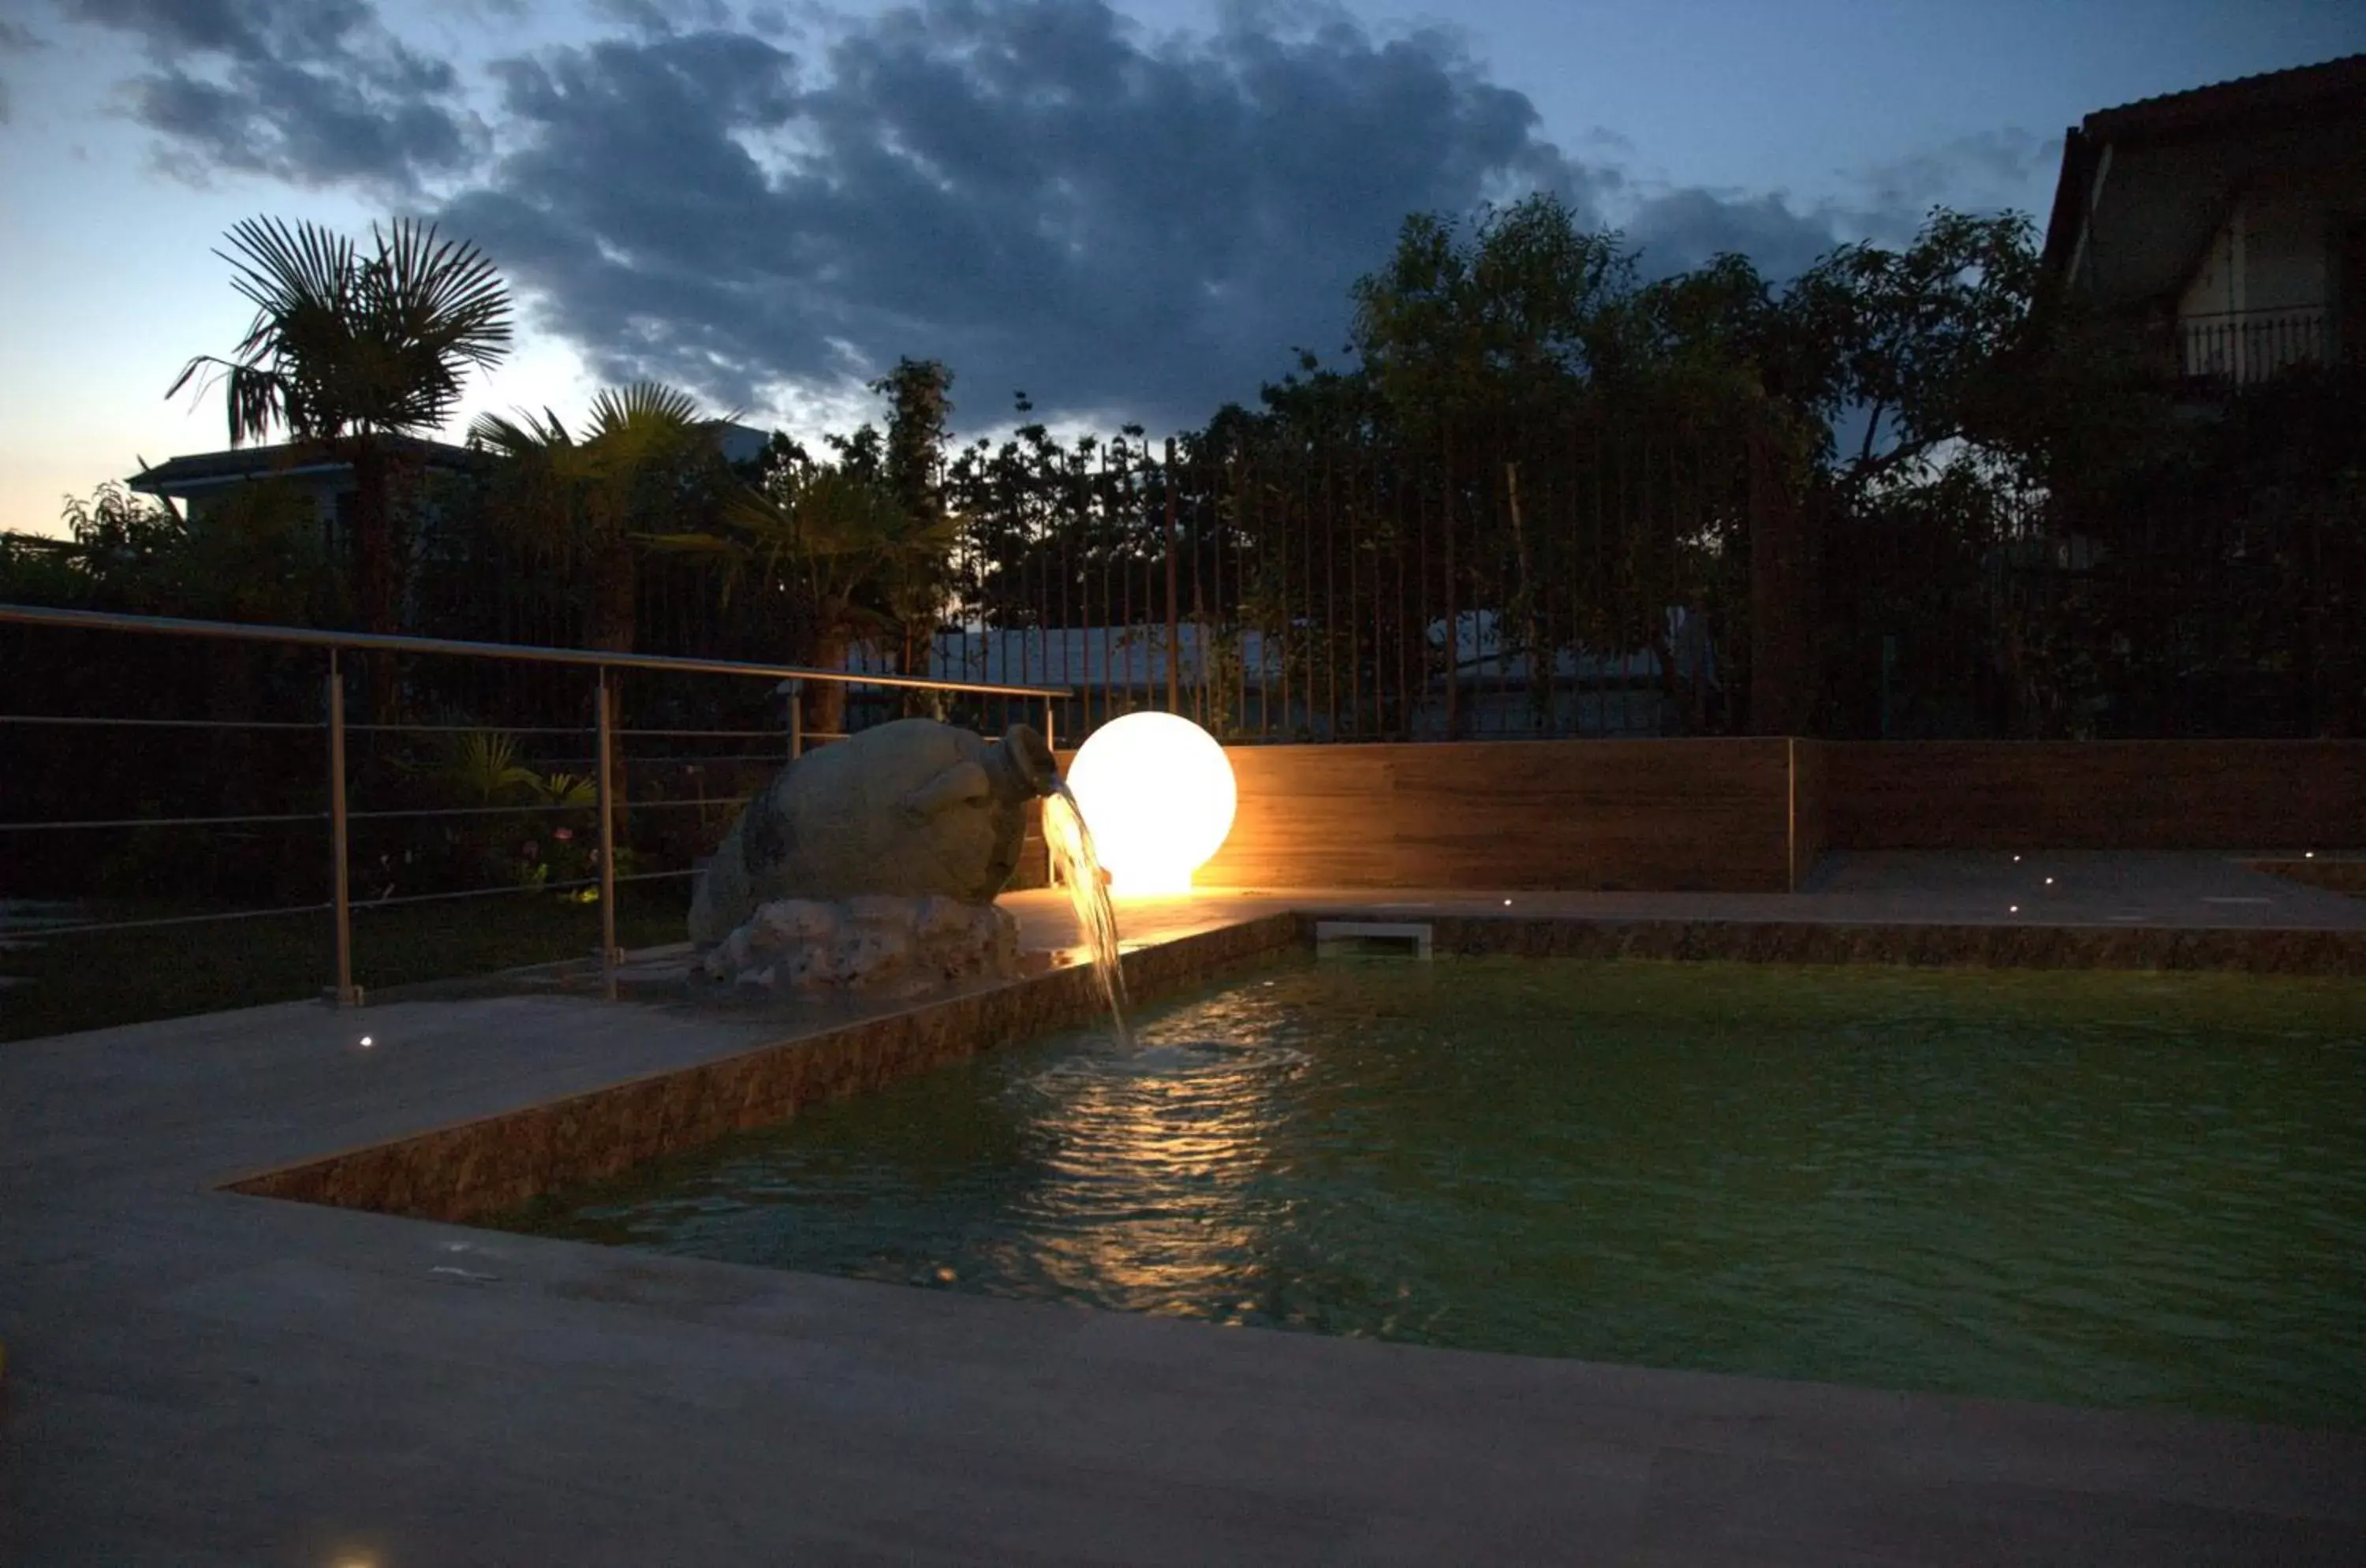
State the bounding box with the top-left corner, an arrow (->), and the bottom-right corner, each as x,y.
510,955 -> 2366,1428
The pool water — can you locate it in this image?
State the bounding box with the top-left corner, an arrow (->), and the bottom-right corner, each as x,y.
513,956 -> 2366,1428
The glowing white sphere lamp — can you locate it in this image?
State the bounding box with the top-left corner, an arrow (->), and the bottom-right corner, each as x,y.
1063,711 -> 1237,894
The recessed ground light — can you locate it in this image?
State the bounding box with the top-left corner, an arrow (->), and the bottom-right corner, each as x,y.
2044,877 -> 2054,886
358,1036 -> 373,1048
2009,905 -> 2019,913
2305,851 -> 2316,858
2012,854 -> 2021,861
1502,898 -> 1512,906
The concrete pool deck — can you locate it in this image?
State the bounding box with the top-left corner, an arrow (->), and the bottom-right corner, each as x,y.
3,850 -> 2363,1564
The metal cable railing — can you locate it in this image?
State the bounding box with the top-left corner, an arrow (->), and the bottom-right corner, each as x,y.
0,603 -> 1062,692
13,902 -> 336,941
0,811 -> 330,833
0,602 -> 1068,1011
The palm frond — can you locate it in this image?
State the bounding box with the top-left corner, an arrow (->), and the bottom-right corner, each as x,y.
219,216 -> 356,336
580,381 -> 716,480
367,218 -> 514,374
588,381 -> 703,433
535,771 -> 598,808
177,215 -> 515,446
435,730 -> 542,805
468,407 -> 575,455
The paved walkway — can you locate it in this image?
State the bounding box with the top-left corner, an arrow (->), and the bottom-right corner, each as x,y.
2,855 -> 2362,1564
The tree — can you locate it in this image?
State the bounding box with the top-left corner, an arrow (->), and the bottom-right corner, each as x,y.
170,215 -> 513,718
871,357 -> 953,530
1349,192 -> 1633,431
2,483 -> 348,836
1342,196 -> 1808,734
1778,207 -> 2039,490
866,358 -> 958,711
470,381 -> 733,846
650,435 -> 960,741
27,480 -> 341,626
468,381 -> 733,658
31,483 -> 185,612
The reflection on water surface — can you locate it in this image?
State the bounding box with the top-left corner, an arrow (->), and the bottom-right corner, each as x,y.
517,957 -> 2366,1428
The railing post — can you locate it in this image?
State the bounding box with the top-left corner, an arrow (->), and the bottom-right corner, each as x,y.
324,651 -> 360,1008
595,665 -> 620,1000
1165,435 -> 1181,715
782,678 -> 804,760
1041,695 -> 1059,890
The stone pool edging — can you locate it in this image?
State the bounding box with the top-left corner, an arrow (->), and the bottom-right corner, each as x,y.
222,912 -> 1302,1223
1389,914 -> 2366,974
220,904 -> 2360,1226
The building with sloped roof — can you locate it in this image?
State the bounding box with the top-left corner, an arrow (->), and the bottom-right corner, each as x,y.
2039,53 -> 2366,386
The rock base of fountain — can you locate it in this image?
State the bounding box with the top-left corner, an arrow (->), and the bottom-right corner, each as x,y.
692,894 -> 1021,1001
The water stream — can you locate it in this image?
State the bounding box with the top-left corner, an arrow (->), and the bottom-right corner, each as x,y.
1041,784 -> 1133,1047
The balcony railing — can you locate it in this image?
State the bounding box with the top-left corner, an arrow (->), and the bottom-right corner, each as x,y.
0,603 -> 1068,1014
2178,307 -> 2333,386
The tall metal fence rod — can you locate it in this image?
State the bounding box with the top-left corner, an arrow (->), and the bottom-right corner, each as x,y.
595,665 -> 620,1000
327,651 -> 359,1009
1165,437 -> 1181,715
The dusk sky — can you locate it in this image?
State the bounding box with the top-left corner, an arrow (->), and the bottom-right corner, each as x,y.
2,0 -> 2360,538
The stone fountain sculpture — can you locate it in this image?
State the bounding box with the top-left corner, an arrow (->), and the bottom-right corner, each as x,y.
689,719 -> 1061,999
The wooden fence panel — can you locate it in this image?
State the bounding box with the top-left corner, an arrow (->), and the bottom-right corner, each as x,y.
1821,741 -> 2366,849
1196,739 -> 1793,891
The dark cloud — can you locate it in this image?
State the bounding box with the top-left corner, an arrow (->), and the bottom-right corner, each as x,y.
588,0 -> 733,35
1846,129 -> 2062,234
0,17 -> 43,121
442,0 -> 1617,430
64,0 -> 483,193
62,0 -> 2023,434
427,0 -> 532,21
1613,127 -> 2064,286
1619,188 -> 1850,285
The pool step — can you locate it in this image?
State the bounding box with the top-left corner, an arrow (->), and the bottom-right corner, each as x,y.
1313,920 -> 1434,959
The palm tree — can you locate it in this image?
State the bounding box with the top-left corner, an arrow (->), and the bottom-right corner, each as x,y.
470,381 -> 733,846
467,381 -> 730,659
647,445 -> 961,741
170,216 -> 513,719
